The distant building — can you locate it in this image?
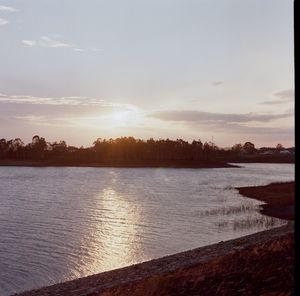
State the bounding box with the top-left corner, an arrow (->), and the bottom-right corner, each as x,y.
279,150 -> 291,155
261,150 -> 274,155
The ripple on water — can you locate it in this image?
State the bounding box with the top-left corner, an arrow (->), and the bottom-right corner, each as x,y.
0,163 -> 294,295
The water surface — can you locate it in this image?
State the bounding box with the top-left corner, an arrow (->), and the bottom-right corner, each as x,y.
0,163 -> 294,295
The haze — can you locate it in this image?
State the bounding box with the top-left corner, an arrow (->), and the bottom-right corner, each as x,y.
0,0 -> 294,147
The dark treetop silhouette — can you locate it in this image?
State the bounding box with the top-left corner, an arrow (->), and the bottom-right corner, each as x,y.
0,136 -> 294,167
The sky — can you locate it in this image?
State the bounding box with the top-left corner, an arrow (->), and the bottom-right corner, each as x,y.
0,0 -> 294,148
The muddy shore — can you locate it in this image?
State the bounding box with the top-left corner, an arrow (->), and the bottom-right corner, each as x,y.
237,181 -> 295,220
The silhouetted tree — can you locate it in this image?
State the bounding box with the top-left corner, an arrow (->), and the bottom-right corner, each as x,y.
30,135 -> 47,160
276,144 -> 284,150
0,135 -> 293,164
232,143 -> 242,153
243,142 -> 256,154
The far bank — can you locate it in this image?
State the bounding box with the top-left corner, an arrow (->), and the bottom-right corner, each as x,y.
0,159 -> 238,168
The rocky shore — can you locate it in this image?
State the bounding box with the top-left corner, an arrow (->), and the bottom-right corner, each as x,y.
15,224 -> 294,296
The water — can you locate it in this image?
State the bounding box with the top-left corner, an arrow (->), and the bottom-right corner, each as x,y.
0,163 -> 294,295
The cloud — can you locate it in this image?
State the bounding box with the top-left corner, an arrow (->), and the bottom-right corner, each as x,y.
0,94 -> 85,105
15,115 -> 48,123
259,88 -> 294,105
0,93 -> 138,111
21,35 -> 102,52
273,89 -> 294,100
73,48 -> 84,52
22,40 -> 36,47
90,47 -> 103,52
40,36 -> 73,48
22,36 -> 74,49
0,5 -> 17,12
260,100 -> 291,105
0,17 -> 8,25
149,109 -> 294,140
72,47 -> 103,53
211,81 -> 224,86
206,121 -> 294,136
150,110 -> 292,124
14,115 -> 75,128
0,93 -> 141,131
0,5 -> 17,26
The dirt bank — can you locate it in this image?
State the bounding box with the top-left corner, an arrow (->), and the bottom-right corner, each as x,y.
237,181 -> 294,220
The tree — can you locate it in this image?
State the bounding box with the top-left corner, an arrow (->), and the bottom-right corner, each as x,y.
0,138 -> 8,158
232,143 -> 242,153
30,135 -> 47,159
276,144 -> 284,150
243,142 -> 256,154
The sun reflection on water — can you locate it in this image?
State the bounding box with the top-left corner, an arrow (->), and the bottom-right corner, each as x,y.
88,186 -> 142,274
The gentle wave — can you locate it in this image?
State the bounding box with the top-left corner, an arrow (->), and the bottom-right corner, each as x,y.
0,163 -> 294,295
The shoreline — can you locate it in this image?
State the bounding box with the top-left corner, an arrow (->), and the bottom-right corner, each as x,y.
10,181 -> 294,295
236,181 -> 295,221
0,160 -> 238,168
15,224 -> 294,296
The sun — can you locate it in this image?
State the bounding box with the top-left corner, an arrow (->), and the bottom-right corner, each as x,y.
109,111 -> 131,123
74,110 -> 142,130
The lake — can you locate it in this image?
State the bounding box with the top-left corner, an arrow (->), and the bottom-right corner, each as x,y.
0,163 -> 294,295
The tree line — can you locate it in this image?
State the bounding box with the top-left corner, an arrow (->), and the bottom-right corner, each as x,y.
0,135 -> 294,164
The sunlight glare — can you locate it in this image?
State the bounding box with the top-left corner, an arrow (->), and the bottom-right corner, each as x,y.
109,111 -> 132,124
